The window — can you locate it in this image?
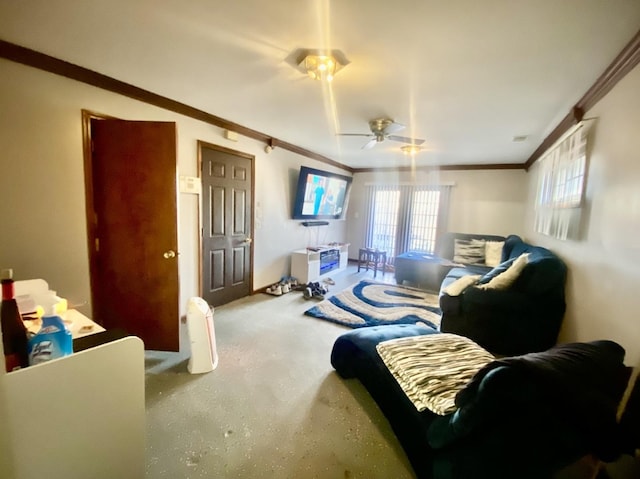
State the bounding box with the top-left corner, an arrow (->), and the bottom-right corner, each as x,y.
365,184 -> 451,259
408,189 -> 441,251
535,121 -> 590,240
369,188 -> 400,258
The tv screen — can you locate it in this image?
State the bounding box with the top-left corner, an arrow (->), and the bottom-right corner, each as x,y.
292,166 -> 352,220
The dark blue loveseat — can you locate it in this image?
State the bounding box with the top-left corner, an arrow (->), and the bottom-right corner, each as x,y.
439,234 -> 567,356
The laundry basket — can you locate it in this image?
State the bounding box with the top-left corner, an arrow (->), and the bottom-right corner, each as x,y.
186,297 -> 218,374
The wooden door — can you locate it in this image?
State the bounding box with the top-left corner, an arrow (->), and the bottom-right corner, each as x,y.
200,142 -> 253,306
89,119 -> 179,351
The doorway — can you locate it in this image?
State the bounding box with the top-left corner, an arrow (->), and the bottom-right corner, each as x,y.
199,141 -> 254,306
83,111 -> 180,351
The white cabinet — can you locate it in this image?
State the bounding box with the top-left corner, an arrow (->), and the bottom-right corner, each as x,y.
291,243 -> 349,283
1,336 -> 145,479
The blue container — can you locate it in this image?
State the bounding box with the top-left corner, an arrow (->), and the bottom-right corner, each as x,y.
28,313 -> 73,365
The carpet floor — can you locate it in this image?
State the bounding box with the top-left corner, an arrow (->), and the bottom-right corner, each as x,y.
143,264 -> 609,478
145,266 -> 416,479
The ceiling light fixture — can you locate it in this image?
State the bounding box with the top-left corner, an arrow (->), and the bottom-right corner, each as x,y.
401,145 -> 422,155
295,49 -> 349,82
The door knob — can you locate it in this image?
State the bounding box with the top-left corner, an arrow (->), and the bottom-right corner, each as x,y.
163,250 -> 176,259
243,237 -> 252,244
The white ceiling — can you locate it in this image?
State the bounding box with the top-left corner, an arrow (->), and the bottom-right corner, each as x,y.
1,1 -> 639,170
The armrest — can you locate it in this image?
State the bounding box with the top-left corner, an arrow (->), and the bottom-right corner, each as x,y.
441,287 -> 555,355
439,293 -> 462,315
428,366 -> 538,448
461,286 -> 533,312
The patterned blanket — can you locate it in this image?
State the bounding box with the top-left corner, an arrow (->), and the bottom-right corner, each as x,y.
304,280 -> 441,329
376,333 -> 495,415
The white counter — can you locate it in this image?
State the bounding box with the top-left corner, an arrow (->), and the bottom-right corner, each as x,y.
23,308 -> 105,339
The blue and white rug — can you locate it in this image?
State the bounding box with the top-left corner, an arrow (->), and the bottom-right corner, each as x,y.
304,280 -> 441,329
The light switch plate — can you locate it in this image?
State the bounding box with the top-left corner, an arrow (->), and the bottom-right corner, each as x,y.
179,175 -> 201,194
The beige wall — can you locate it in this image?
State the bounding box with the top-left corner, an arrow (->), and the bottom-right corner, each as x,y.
0,59 -> 350,323
524,63 -> 640,366
346,168 -> 528,253
3,54 -> 639,369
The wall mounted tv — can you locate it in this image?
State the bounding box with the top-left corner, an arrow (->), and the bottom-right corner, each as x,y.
292,166 -> 352,220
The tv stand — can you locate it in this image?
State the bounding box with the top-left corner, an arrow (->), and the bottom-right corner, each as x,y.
291,244 -> 349,283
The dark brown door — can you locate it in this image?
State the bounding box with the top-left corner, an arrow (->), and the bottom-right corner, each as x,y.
200,142 -> 253,306
89,119 -> 179,351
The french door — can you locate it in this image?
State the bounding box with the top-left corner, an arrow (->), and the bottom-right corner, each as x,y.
364,184 -> 451,259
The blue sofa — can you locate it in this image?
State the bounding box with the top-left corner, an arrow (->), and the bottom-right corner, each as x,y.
331,324 -> 640,479
439,234 -> 567,356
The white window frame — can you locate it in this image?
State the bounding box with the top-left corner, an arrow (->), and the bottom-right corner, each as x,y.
534,121 -> 591,240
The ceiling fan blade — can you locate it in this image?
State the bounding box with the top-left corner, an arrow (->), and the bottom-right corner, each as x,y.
337,133 -> 374,138
383,121 -> 406,135
362,138 -> 378,149
387,135 -> 425,145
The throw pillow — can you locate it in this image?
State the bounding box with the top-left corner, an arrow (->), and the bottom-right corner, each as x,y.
484,241 -> 505,267
477,253 -> 529,290
453,239 -> 486,265
477,257 -> 517,285
443,275 -> 482,296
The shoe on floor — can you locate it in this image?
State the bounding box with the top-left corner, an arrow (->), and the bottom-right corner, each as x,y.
266,284 -> 282,296
303,287 -> 313,299
281,275 -> 299,287
323,277 -> 335,285
310,284 -> 327,300
311,288 -> 325,300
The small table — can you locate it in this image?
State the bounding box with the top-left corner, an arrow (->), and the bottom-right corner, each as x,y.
357,248 -> 387,278
394,251 -> 461,291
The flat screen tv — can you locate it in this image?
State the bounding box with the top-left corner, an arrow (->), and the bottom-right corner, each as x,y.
292,166 -> 352,220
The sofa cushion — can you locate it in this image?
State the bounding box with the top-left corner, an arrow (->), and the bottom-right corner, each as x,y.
498,235 -> 567,296
515,252 -> 567,296
443,274 -> 481,296
476,256 -> 517,285
477,253 -> 529,290
440,266 -> 491,294
501,234 -> 523,262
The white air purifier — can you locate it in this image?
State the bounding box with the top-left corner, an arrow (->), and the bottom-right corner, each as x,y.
186,297 -> 218,374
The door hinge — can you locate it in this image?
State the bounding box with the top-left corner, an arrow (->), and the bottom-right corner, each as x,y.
95,237 -> 100,252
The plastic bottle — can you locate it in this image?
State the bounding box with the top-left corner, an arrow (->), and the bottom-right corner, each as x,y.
1,268 -> 29,372
28,291 -> 73,365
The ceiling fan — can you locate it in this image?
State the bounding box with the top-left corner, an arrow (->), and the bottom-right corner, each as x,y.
337,118 -> 425,149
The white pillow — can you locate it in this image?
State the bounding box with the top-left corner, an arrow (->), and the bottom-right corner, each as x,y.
484,241 -> 505,267
443,275 -> 481,296
477,253 -> 529,290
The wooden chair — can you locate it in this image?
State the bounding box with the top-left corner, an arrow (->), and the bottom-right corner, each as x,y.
357,248 -> 387,278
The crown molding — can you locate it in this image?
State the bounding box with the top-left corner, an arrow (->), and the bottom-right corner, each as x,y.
0,39 -> 352,173
353,163 -> 525,174
525,28 -> 640,170
2,30 -> 638,176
